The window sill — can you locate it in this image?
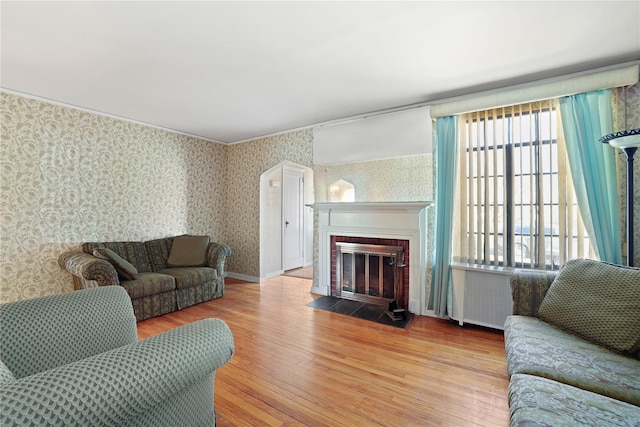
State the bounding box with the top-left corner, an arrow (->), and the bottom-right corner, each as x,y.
450,262 -> 560,275
450,262 -> 514,276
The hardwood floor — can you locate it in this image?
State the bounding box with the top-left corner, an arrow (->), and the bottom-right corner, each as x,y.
137,276 -> 510,426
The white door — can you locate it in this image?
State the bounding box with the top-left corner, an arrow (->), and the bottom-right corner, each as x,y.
283,168 -> 304,271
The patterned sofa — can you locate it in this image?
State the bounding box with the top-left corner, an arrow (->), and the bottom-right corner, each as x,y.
0,286 -> 234,425
504,259 -> 640,426
59,235 -> 231,321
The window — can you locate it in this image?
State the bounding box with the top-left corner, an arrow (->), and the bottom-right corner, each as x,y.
452,100 -> 594,270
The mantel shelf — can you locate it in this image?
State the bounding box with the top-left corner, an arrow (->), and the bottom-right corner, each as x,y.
307,201 -> 432,212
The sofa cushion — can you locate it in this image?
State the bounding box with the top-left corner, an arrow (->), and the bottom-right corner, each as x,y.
0,360 -> 15,385
159,267 -> 217,289
509,374 -> 640,427
538,258 -> 640,355
83,241 -> 152,273
167,235 -> 210,267
504,315 -> 640,406
120,272 -> 176,299
509,269 -> 557,317
93,248 -> 139,280
144,237 -> 175,271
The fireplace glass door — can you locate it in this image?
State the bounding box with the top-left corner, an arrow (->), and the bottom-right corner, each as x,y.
336,243 -> 404,306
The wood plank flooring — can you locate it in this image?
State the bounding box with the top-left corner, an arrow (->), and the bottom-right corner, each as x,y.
137,276 -> 510,426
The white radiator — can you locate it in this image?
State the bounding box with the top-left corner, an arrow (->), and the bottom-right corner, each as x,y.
450,266 -> 512,330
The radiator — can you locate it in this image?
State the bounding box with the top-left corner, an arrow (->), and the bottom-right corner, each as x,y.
450,267 -> 512,330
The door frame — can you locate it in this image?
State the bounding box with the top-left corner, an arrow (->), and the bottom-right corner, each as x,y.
282,166 -> 305,271
259,161 -> 314,279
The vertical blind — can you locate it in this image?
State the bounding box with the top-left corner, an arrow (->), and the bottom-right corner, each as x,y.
452,100 -> 595,270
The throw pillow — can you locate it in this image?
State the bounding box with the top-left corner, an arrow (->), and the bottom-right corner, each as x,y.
538,258 -> 640,355
166,235 -> 210,267
93,248 -> 139,280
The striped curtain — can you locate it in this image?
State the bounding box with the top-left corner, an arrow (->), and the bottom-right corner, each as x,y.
452,100 -> 594,270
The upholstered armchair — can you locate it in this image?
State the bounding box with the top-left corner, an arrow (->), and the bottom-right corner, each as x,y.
0,286 -> 234,426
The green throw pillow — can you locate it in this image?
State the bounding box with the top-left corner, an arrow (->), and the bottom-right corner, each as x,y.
167,235 -> 210,267
538,258 -> 640,355
93,248 -> 139,280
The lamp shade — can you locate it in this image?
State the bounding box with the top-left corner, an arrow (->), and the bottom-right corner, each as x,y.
599,128 -> 640,148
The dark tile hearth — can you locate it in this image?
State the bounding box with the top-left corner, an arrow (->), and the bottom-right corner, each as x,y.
307,296 -> 413,328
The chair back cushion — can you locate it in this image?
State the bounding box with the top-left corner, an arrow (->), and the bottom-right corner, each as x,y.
538,259 -> 640,355
0,287 -> 137,378
145,236 -> 175,271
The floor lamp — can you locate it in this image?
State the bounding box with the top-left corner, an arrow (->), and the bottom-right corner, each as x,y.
600,89 -> 640,266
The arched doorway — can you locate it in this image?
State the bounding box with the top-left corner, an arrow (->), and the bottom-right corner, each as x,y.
259,161 -> 314,279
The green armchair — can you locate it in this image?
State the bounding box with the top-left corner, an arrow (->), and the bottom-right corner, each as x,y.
0,286 -> 234,426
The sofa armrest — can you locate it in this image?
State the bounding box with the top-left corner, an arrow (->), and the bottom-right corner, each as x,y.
207,242 -> 232,277
58,251 -> 120,288
510,269 -> 558,317
0,318 -> 234,426
0,287 -> 138,379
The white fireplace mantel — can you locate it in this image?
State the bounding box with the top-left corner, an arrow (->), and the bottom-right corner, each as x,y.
308,202 -> 430,213
309,201 -> 432,315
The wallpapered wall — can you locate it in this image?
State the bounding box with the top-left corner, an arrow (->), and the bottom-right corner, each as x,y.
614,83 -> 640,266
1,81 -> 638,303
313,154 -> 433,203
0,92 -> 228,302
224,130 -> 313,278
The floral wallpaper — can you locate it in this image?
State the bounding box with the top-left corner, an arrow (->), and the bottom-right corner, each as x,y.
0,92 -> 227,303
614,82 -> 640,266
2,78 -> 637,304
314,154 -> 433,203
224,130 -> 313,278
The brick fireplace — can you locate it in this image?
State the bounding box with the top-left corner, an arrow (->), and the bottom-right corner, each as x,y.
309,202 -> 431,315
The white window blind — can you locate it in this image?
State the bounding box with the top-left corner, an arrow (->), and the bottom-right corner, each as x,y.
452,99 -> 595,270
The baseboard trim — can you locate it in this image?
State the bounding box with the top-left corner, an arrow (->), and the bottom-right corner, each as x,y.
225,272 -> 260,283
262,270 -> 284,279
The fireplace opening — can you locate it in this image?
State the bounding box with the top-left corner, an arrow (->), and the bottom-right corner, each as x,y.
336,242 -> 406,320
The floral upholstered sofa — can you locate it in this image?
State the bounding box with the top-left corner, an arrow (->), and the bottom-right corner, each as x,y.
504,259 -> 640,426
59,235 -> 231,321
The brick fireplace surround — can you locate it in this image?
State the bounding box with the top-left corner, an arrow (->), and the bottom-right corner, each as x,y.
309,202 -> 431,315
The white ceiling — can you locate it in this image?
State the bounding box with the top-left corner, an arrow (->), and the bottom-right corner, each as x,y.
2,1 -> 639,144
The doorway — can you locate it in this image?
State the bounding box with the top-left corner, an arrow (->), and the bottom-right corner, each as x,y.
259,161 -> 314,279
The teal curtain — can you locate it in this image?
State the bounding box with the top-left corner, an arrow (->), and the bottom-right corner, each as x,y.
558,89 -> 622,264
429,116 -> 459,316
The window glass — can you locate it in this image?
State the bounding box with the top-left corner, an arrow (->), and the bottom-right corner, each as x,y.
453,101 -> 593,270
